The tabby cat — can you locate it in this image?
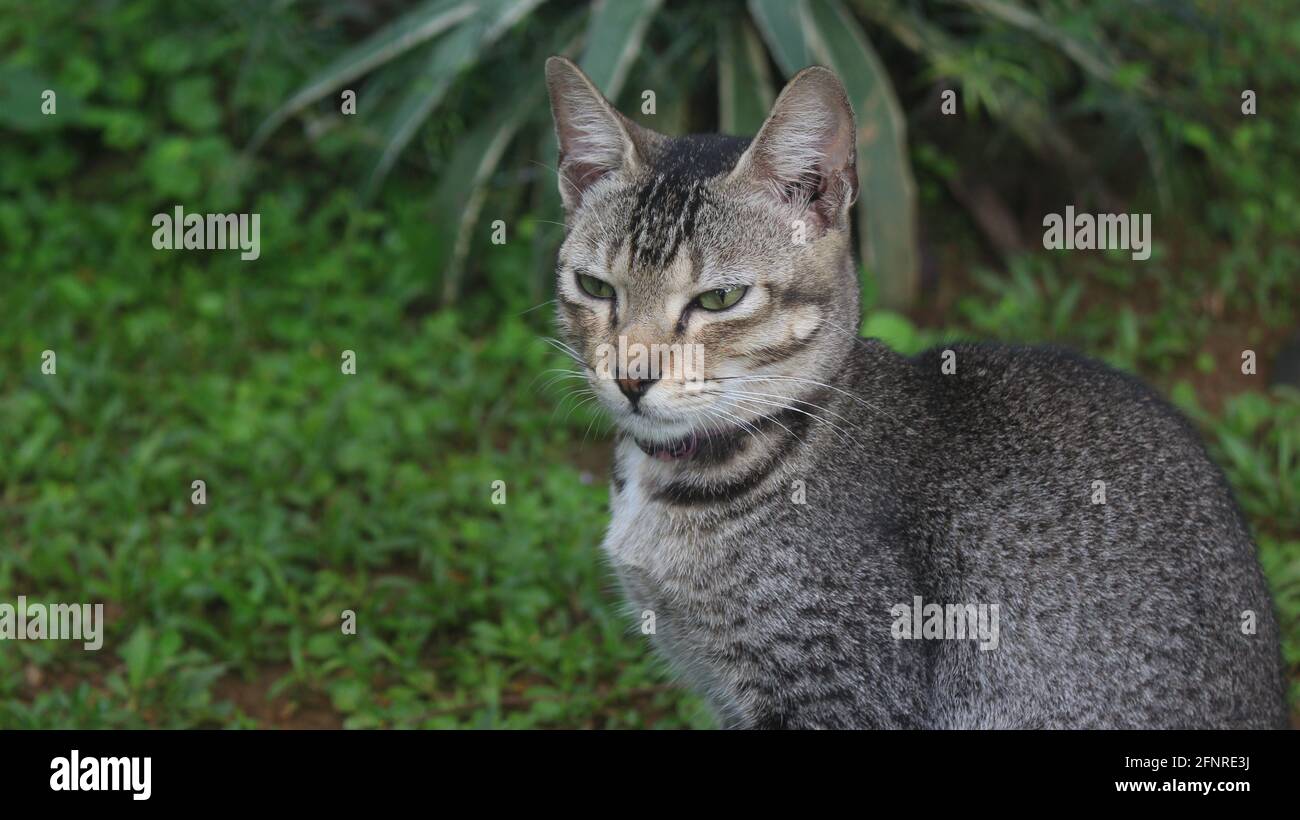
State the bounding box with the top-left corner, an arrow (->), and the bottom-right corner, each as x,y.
544,55 -> 1287,729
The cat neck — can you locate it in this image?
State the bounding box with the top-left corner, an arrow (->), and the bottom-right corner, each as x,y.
610,354 -> 867,510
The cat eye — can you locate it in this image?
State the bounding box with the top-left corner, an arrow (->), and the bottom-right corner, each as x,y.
577,272 -> 615,299
694,285 -> 748,311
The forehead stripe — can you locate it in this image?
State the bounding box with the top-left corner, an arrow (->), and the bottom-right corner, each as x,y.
630,174 -> 701,270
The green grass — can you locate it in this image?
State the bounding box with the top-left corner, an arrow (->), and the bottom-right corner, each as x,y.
0,190 -> 714,728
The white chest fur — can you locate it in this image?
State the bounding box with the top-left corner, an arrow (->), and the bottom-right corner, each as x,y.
601,450 -> 754,725
602,448 -> 685,580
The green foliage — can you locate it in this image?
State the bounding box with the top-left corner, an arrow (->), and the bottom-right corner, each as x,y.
0,3 -> 708,727
241,0 -> 1222,313
0,186 -> 707,726
860,311 -> 930,356
782,0 -> 920,308
251,0 -> 931,306
717,19 -> 775,135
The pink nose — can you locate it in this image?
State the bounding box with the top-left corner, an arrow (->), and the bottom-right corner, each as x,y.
616,378 -> 656,404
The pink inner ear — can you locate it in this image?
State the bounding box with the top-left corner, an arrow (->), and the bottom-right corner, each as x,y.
739,70 -> 859,231
810,175 -> 848,234
549,82 -> 632,210
560,157 -> 616,205
770,164 -> 854,234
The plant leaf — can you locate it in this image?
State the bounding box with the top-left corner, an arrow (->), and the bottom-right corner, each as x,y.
957,0 -> 1141,92
365,0 -> 548,193
529,123 -> 564,299
802,0 -> 920,309
579,0 -> 664,96
247,0 -> 478,151
717,18 -> 775,135
856,1 -> 1097,179
748,0 -> 811,75
0,65 -> 82,131
434,23 -> 585,304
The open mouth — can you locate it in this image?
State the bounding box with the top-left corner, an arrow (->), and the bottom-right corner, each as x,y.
635,432 -> 700,461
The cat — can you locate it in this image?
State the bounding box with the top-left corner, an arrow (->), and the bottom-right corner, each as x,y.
544,55 -> 1288,729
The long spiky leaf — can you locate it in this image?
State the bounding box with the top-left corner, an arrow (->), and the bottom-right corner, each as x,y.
247,0 -> 478,152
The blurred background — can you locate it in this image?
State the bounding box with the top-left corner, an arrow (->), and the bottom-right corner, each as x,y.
1,0 -> 1296,728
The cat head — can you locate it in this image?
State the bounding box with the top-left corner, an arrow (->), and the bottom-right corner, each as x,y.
545,55 -> 861,459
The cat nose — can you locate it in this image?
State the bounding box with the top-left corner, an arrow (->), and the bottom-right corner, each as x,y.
616,377 -> 657,405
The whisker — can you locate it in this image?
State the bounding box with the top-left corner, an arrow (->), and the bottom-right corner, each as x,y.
561,392 -> 600,426
702,405 -> 768,448
518,298 -> 556,317
549,380 -> 597,421
723,394 -> 855,446
724,388 -> 861,432
531,366 -> 588,392
720,396 -> 807,445
712,374 -> 918,436
582,404 -> 605,444
700,407 -> 754,450
537,373 -> 589,392
539,336 -> 594,372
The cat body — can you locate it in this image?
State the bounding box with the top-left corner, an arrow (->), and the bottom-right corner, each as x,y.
544,57 -> 1287,728
609,342 -> 1286,728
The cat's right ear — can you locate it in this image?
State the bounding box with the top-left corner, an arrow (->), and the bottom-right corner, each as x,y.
729,66 -> 859,233
545,56 -> 651,216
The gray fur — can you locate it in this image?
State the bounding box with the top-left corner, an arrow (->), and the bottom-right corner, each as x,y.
545,57 -> 1287,729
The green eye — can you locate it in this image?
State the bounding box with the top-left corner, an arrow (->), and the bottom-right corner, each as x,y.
577,272 -> 615,299
695,285 -> 748,311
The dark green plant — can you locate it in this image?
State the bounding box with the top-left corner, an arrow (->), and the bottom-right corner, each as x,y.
246,0 -> 1176,310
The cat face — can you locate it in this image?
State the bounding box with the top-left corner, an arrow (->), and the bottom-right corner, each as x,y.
545,57 -> 862,457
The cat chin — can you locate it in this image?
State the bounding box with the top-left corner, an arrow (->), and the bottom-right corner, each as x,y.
616,414 -> 700,444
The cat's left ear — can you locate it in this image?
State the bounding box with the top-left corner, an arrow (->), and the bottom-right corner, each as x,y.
545,56 -> 658,217
729,66 -> 858,232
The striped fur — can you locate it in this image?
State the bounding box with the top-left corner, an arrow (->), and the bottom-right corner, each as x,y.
544,56 -> 1287,729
